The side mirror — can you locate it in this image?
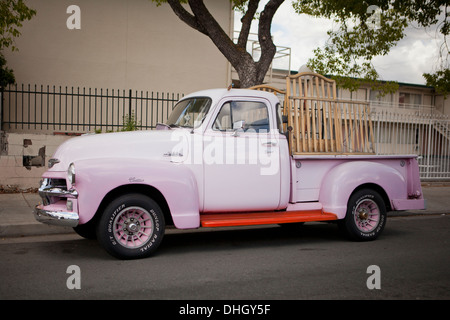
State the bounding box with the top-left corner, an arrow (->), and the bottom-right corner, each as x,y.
232,120 -> 245,136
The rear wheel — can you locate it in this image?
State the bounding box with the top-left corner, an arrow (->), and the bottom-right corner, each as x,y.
339,189 -> 386,241
96,193 -> 165,259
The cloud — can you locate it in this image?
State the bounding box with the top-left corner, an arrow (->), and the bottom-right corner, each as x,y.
372,25 -> 446,84
270,3 -> 332,71
234,2 -> 333,71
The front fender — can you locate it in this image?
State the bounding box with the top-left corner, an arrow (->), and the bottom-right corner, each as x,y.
74,158 -> 200,228
319,161 -> 406,219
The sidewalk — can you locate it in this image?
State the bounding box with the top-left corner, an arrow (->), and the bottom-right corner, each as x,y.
0,192 -> 74,237
0,185 -> 449,238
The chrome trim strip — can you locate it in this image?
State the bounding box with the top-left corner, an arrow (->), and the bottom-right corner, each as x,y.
38,186 -> 78,199
33,206 -> 79,227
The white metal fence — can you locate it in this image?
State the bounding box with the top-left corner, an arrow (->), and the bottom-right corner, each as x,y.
372,111 -> 450,180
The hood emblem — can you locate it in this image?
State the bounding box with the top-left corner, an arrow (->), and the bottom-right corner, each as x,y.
48,158 -> 60,168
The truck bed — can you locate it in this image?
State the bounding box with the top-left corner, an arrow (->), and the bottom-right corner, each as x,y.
290,153 -> 423,215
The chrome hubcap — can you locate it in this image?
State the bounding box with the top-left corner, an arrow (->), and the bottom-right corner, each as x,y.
124,218 -> 140,234
354,199 -> 380,233
358,208 -> 369,220
113,206 -> 154,248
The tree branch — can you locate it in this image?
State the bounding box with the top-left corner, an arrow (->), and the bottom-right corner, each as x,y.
238,0 -> 260,48
166,0 -> 207,35
187,0 -> 248,68
256,0 -> 284,79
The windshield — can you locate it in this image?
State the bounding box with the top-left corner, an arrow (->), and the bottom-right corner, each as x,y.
166,97 -> 212,128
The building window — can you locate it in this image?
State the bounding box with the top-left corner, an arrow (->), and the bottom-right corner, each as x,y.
369,90 -> 393,104
399,92 -> 422,108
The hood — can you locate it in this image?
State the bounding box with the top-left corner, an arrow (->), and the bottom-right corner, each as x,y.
48,129 -> 184,172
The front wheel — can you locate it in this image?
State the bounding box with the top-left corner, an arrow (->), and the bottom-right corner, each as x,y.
96,194 -> 165,259
339,189 -> 387,241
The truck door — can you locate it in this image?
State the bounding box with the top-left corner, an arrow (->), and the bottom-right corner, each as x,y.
202,99 -> 282,212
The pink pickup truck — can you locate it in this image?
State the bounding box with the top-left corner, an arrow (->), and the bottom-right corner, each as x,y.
34,88 -> 425,259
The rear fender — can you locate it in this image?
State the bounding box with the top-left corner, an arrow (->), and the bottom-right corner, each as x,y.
319,161 -> 406,219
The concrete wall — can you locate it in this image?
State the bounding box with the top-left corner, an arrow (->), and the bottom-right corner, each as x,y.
3,0 -> 233,93
0,132 -> 72,190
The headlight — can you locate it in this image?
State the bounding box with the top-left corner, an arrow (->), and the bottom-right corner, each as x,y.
67,163 -> 76,185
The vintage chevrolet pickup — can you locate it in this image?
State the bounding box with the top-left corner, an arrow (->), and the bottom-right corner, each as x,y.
33,73 -> 425,259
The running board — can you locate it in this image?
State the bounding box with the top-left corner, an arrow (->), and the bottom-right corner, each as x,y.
200,210 -> 337,228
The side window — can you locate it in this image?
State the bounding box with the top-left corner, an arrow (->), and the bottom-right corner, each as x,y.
213,102 -> 232,131
213,101 -> 270,133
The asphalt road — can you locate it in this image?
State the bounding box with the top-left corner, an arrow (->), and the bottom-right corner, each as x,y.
1,215 -> 449,303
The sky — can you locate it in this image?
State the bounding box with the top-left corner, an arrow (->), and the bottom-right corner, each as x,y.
234,1 -> 447,86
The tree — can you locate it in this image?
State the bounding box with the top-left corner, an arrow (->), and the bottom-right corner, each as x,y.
0,0 -> 36,88
0,55 -> 15,89
294,0 -> 449,95
423,69 -> 450,98
155,1 -> 448,92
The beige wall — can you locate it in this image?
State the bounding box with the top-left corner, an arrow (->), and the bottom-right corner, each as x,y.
0,133 -> 72,189
4,0 -> 233,94
436,96 -> 450,116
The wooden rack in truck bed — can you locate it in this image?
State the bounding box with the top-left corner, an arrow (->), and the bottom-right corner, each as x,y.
251,71 -> 375,155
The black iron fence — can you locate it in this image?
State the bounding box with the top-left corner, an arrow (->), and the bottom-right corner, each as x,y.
1,84 -> 184,133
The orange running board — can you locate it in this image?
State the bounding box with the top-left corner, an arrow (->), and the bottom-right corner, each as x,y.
200,210 -> 337,228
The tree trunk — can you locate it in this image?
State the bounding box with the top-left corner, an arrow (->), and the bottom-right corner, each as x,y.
166,0 -> 284,88
233,54 -> 273,88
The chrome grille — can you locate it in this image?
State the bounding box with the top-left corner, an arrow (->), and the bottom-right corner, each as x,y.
39,178 -> 72,205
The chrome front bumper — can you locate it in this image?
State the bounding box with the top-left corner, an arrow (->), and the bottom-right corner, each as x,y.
34,205 -> 79,227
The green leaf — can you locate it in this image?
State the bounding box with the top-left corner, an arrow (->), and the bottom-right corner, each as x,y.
423,69 -> 450,98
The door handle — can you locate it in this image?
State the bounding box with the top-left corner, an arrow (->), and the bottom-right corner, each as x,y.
261,142 -> 277,147
262,141 -> 277,154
